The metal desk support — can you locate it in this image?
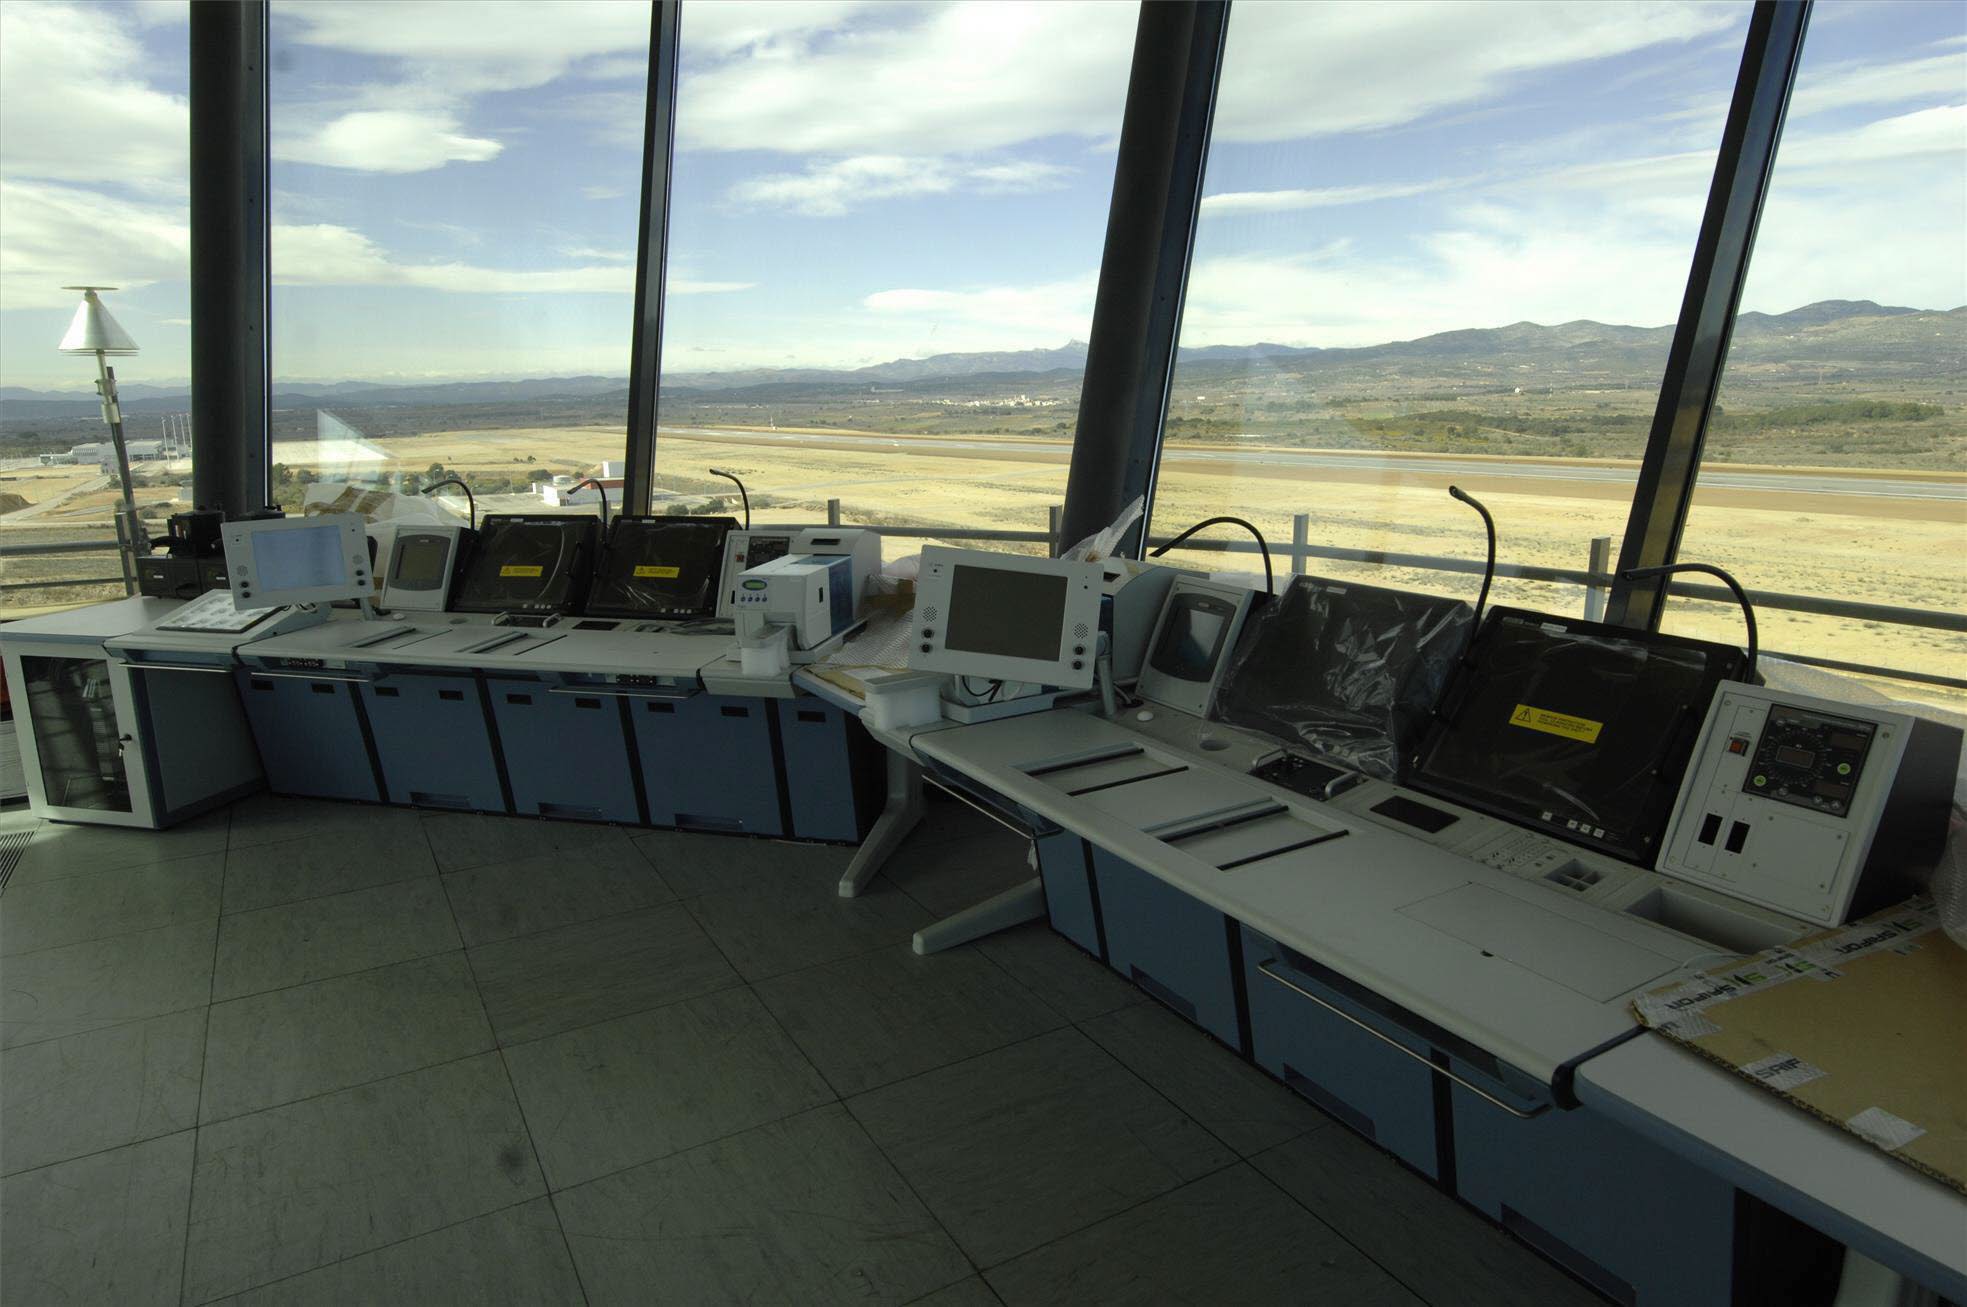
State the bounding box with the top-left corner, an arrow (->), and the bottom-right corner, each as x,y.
837,749 -> 926,898
913,876 -> 1046,955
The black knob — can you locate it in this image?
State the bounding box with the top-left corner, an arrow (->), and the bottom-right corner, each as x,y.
1074,645 -> 1085,655
1072,660 -> 1084,671
921,628 -> 934,638
920,643 -> 932,653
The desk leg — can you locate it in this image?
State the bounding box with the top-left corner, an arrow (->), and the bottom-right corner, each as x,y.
912,875 -> 1046,955
837,751 -> 925,899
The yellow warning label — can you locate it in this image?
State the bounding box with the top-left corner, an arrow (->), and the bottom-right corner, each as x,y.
1509,703 -> 1603,744
499,564 -> 544,578
632,564 -> 681,579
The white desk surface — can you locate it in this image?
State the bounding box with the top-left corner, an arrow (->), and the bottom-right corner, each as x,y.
0,596 -> 178,644
915,708 -> 1729,1088
1576,1033 -> 1967,1298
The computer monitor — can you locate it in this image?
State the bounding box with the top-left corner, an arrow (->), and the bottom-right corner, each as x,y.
221,514 -> 371,609
1212,574 -> 1472,780
585,515 -> 738,620
1410,608 -> 1748,866
381,523 -> 472,612
909,546 -> 1102,690
1137,576 -> 1258,717
451,514 -> 600,616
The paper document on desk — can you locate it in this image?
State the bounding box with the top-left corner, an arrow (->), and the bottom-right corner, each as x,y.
1632,896 -> 1965,1193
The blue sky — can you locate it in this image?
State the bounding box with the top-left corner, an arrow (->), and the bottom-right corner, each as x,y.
1,0 -> 1961,390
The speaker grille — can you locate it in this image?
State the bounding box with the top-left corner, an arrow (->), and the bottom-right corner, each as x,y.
921,605 -> 939,623
1073,622 -> 1090,639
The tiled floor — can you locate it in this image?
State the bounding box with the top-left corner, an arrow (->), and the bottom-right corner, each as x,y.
0,794 -> 1605,1306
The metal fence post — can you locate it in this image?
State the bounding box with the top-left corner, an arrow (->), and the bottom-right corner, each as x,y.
826,498 -> 842,527
1048,504 -> 1063,558
1585,536 -> 1613,622
1291,514 -> 1310,577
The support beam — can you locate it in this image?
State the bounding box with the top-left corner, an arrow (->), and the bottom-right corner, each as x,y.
1058,2 -> 1229,557
188,0 -> 270,515
621,1 -> 682,519
1607,0 -> 1812,628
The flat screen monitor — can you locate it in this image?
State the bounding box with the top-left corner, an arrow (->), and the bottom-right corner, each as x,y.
909,546 -> 1102,689
1410,608 -> 1747,865
1212,574 -> 1471,780
450,514 -> 599,616
381,524 -> 470,612
585,515 -> 738,619
222,514 -> 371,609
1138,577 -> 1256,717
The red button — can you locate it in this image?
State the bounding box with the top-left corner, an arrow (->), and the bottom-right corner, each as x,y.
1727,738 -> 1748,755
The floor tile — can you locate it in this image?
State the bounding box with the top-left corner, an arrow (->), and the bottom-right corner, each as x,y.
1252,1125 -> 1604,1307
908,796 -> 1013,850
222,821 -> 436,915
631,828 -> 852,898
882,825 -> 1035,917
420,811 -> 626,874
0,1008 -> 204,1176
975,922 -> 1144,1023
504,985 -> 833,1190
443,839 -> 674,947
849,1027 -> 1234,1267
201,952 -> 493,1124
0,1130 -> 195,1307
225,794 -> 423,851
469,903 -> 738,1045
1,851 -> 221,956
557,1104 -> 970,1307
213,1199 -> 582,1306
986,1164 -> 1422,1307
0,919 -> 215,1049
9,810 -> 228,885
908,1278 -> 1002,1307
212,878 -> 459,1001
1079,1000 -> 1325,1157
684,871 -> 932,982
184,1053 -> 544,1303
756,943 -> 1065,1096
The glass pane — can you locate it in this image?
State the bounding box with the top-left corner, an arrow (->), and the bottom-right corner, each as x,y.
0,2 -> 193,615
268,1 -> 648,523
1154,1 -> 1749,615
1667,0 -> 1966,713
658,1 -> 1140,561
18,654 -> 132,812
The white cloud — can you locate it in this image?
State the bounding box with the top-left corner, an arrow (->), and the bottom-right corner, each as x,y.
669,278 -> 756,295
680,1 -> 871,57
0,2 -> 189,190
728,155 -> 1073,217
279,109 -> 503,173
0,179 -> 189,310
1201,181 -> 1448,215
272,223 -> 634,294
864,273 -> 1099,340
581,185 -> 626,201
1786,45 -> 1967,119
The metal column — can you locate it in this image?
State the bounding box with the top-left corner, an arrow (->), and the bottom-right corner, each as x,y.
621,1 -> 682,519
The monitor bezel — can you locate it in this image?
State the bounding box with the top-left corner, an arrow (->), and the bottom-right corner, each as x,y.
585,514 -> 739,620
1137,575 -> 1258,716
909,546 -> 1102,690
222,513 -> 371,609
380,523 -> 470,611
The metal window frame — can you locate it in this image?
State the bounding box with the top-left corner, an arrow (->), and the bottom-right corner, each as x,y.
1607,0 -> 1813,629
622,0 -> 682,519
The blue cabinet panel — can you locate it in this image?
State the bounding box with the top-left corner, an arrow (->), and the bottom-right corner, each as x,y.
1091,849 -> 1241,1049
236,671 -> 381,803
361,675 -> 505,812
1453,1086 -> 1736,1307
1036,832 -> 1100,956
486,679 -> 639,823
775,701 -> 870,842
1239,927 -> 1440,1178
634,693 -> 782,835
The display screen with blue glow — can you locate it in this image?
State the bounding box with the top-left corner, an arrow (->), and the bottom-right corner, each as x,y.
251,522 -> 348,593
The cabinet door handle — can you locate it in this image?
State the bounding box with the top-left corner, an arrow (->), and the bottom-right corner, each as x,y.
1255,960 -> 1548,1120
122,662 -> 234,674
245,671 -> 380,685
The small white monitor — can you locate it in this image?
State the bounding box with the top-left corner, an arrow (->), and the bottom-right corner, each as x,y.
910,546 -> 1102,690
381,523 -> 470,612
222,514 -> 371,609
1137,576 -> 1257,717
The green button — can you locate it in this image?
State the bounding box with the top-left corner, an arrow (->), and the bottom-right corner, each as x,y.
1836,762 -> 1851,776
1752,775 -> 1766,787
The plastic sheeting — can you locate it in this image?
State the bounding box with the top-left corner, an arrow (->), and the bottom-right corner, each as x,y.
584,516 -> 736,619
1211,574 -> 1472,780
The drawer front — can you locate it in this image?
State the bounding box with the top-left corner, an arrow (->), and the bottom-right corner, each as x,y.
634,694 -> 783,835
362,677 -> 505,812
1035,832 -> 1100,956
1091,849 -> 1242,1049
1453,1088 -> 1735,1307
487,680 -> 640,824
237,671 -> 381,803
1241,928 -> 1441,1178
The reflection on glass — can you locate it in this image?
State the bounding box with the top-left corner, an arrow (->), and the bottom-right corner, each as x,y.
19,655 -> 131,812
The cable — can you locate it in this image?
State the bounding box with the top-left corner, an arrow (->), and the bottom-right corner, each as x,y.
1149,515 -> 1273,594
707,468 -> 751,529
570,478 -> 610,529
1621,562 -> 1759,684
1447,485 -> 1495,634
420,477 -> 476,530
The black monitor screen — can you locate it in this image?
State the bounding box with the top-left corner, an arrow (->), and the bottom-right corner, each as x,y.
1213,575 -> 1471,780
586,516 -> 736,619
944,565 -> 1067,662
1412,610 -> 1745,864
452,516 -> 598,615
391,534 -> 452,589
1150,594 -> 1233,682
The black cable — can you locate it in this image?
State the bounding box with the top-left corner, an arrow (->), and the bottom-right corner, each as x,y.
1149,515 -> 1273,594
420,477 -> 476,530
1447,485 -> 1496,632
1621,562 -> 1759,684
707,467 -> 750,529
570,477 -> 610,529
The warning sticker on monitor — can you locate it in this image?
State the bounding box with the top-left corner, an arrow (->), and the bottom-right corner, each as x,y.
1509,703 -> 1603,744
500,564 -> 544,578
632,565 -> 680,579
